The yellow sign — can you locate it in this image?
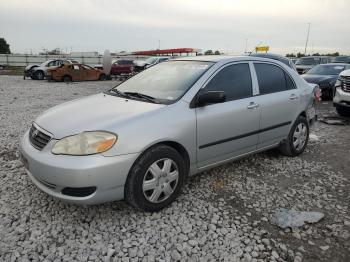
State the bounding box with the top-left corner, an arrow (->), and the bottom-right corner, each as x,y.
255,46 -> 269,52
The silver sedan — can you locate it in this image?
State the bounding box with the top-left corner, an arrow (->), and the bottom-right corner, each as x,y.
21,56 -> 317,211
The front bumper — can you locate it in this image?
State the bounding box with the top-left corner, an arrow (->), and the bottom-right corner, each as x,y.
334,87 -> 350,108
20,130 -> 139,205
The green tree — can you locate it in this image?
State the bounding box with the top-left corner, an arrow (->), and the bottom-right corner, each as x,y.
286,53 -> 296,57
214,50 -> 221,55
0,38 -> 11,54
204,50 -> 214,55
39,48 -> 61,55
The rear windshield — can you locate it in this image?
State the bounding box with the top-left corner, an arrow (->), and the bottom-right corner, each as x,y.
295,58 -> 319,65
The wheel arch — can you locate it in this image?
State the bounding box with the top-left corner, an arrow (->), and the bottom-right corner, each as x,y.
132,140 -> 191,176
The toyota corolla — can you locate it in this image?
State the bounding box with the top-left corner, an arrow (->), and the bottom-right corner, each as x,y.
21,56 -> 318,211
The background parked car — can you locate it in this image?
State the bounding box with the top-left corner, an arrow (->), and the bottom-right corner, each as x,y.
24,59 -> 79,80
133,56 -> 170,72
110,59 -> 134,75
48,64 -> 107,82
295,56 -> 330,74
334,69 -> 350,117
302,63 -> 350,100
250,53 -> 297,71
330,56 -> 350,64
0,64 -> 6,70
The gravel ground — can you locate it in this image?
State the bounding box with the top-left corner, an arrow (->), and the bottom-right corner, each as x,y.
0,76 -> 349,262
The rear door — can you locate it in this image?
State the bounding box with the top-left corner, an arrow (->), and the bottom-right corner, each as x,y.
196,62 -> 260,168
252,62 -> 300,149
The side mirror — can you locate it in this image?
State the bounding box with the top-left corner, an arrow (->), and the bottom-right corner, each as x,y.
196,91 -> 226,107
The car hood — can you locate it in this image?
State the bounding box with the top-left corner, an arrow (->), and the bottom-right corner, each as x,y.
25,64 -> 39,70
302,74 -> 338,85
133,60 -> 149,67
35,93 -> 165,139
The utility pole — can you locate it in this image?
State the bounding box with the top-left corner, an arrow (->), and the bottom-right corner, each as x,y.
158,40 -> 160,50
304,23 -> 311,55
245,39 -> 248,53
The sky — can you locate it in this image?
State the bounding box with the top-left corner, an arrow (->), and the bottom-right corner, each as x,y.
0,0 -> 349,55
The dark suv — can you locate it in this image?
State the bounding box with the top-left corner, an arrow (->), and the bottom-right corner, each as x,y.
295,56 -> 330,74
110,59 -> 134,75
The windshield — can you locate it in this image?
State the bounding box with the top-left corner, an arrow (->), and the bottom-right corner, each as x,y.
295,57 -> 318,65
332,57 -> 350,63
306,64 -> 346,75
40,61 -> 51,67
144,57 -> 158,64
110,61 -> 213,103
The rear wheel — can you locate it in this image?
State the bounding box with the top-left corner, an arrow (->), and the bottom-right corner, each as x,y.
279,116 -> 309,156
336,105 -> 350,117
62,75 -> 72,82
125,145 -> 186,212
99,74 -> 107,81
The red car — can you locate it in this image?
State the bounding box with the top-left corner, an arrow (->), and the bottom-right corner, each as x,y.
110,59 -> 134,75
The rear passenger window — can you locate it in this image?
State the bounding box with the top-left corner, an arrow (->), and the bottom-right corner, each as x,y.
204,63 -> 252,102
254,63 -> 289,94
285,73 -> 296,90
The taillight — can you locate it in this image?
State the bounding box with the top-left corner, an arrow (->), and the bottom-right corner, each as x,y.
313,85 -> 321,102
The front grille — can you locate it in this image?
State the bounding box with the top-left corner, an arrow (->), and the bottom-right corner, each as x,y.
29,124 -> 51,150
340,75 -> 350,92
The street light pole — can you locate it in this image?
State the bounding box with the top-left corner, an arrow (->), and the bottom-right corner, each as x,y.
304,23 -> 311,55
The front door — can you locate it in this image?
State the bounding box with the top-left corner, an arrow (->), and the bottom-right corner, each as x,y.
196,63 -> 260,168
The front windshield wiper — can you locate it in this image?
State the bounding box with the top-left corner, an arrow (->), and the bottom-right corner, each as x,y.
106,89 -> 132,99
123,92 -> 160,104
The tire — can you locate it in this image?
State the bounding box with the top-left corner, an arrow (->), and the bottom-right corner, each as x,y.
62,75 -> 72,82
125,145 -> 187,212
336,105 -> 350,117
279,116 -> 309,157
99,74 -> 107,81
34,70 -> 45,80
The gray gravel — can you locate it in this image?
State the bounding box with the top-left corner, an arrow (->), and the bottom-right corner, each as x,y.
0,76 -> 349,261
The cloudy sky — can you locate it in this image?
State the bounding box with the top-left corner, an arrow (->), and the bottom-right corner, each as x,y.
1,0 -> 349,55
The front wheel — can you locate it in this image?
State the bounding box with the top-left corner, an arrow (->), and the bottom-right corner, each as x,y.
34,70 -> 45,80
279,116 -> 309,156
125,145 -> 186,212
62,75 -> 72,82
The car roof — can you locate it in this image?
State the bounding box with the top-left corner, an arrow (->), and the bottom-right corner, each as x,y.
315,63 -> 348,66
250,53 -> 289,60
173,55 -> 290,64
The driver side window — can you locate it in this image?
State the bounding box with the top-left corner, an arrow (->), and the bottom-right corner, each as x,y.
203,63 -> 253,102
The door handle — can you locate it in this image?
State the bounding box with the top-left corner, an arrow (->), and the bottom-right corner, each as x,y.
247,102 -> 259,109
289,94 -> 299,100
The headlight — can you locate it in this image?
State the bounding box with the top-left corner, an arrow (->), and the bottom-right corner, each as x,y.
52,131 -> 117,155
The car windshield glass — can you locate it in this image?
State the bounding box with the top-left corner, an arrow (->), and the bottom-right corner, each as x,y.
306,64 -> 346,75
40,61 -> 51,67
144,57 -> 158,64
332,57 -> 350,63
110,61 -> 213,103
295,58 -> 318,65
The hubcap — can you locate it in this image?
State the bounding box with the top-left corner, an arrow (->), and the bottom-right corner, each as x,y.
142,158 -> 179,203
293,123 -> 307,151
